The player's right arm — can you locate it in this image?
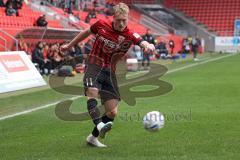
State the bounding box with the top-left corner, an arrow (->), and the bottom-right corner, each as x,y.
60,28 -> 92,52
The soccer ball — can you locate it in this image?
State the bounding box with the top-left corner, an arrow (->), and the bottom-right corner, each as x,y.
143,111 -> 165,131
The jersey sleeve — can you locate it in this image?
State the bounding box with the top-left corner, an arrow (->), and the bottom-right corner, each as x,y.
131,32 -> 143,45
90,20 -> 103,34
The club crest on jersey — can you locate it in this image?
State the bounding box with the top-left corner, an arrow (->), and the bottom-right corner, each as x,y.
118,36 -> 125,43
96,34 -> 132,53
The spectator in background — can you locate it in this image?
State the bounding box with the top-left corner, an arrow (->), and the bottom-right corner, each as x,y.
5,0 -> 22,16
74,43 -> 83,56
182,38 -> 190,54
156,40 -> 168,59
60,45 -> 78,68
19,40 -> 31,56
142,29 -> 156,45
84,39 -> 93,55
32,42 -> 45,75
67,0 -> 74,14
40,1 -> 45,5
104,0 -> 114,16
93,0 -> 99,8
59,0 -> 65,9
16,0 -> 23,8
0,0 -> 5,7
192,37 -> 200,61
74,43 -> 84,63
169,39 -> 175,55
48,0 -> 57,6
141,29 -> 156,69
85,8 -> 97,23
5,3 -> 17,16
48,43 -> 63,70
43,43 -> 49,60
32,42 -> 51,75
36,14 -> 48,27
43,43 -> 52,74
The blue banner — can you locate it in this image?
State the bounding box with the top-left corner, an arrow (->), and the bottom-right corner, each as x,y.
234,20 -> 240,36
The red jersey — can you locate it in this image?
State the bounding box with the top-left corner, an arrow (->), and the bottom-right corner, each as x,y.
88,20 -> 142,71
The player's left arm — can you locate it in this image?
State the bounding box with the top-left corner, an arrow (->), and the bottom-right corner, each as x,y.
139,40 -> 155,53
60,28 -> 92,52
131,32 -> 155,53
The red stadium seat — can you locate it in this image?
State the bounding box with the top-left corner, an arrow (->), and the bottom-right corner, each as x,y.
165,0 -> 240,36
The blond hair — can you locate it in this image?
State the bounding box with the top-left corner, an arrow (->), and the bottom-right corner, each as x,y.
113,2 -> 129,16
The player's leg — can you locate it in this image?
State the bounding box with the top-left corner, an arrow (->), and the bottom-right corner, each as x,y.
103,99 -> 119,128
85,86 -> 113,128
104,99 -> 118,121
97,71 -> 120,138
85,87 -> 102,126
89,69 -> 120,143
98,94 -> 118,139
85,87 -> 111,147
83,64 -> 106,128
84,65 -> 110,147
90,98 -> 118,138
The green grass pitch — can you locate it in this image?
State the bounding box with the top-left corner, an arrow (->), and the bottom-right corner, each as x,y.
0,53 -> 239,160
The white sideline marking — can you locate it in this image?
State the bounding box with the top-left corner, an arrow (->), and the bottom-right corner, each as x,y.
0,53 -> 236,121
167,55 -> 232,74
0,96 -> 82,121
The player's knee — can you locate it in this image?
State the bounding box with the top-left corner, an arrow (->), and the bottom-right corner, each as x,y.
106,110 -> 118,119
86,88 -> 98,98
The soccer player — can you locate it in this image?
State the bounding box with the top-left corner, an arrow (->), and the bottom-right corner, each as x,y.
61,2 -> 155,147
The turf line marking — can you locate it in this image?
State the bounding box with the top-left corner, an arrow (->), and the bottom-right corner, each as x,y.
0,53 -> 236,121
119,55 -> 234,87
0,96 -> 82,121
167,54 -> 234,74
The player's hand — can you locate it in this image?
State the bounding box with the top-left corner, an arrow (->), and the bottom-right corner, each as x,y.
60,44 -> 70,52
143,43 -> 155,53
44,59 -> 49,63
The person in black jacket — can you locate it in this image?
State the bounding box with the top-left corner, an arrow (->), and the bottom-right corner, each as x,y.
5,3 -> 17,16
36,14 -> 48,27
84,39 -> 93,55
141,29 -> 156,69
5,0 -> 22,16
156,40 -> 168,59
85,9 -> 97,23
32,42 -> 49,75
0,0 -> 5,7
192,37 -> 201,61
